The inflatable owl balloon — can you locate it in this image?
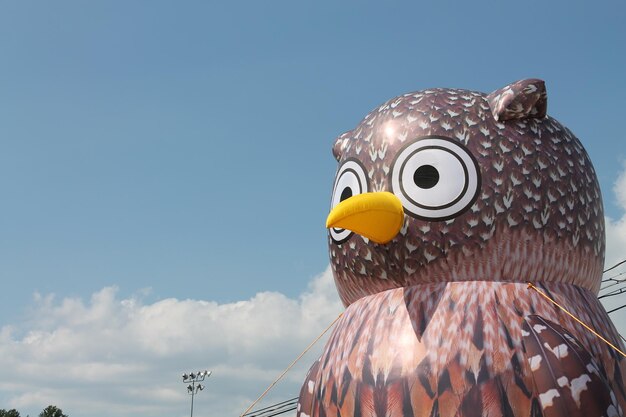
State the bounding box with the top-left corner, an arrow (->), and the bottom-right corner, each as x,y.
297,79 -> 626,417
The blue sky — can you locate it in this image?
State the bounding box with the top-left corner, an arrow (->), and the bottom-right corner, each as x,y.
0,2 -> 625,417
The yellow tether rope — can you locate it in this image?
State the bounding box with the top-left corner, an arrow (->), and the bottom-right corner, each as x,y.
527,282 -> 626,358
239,312 -> 344,417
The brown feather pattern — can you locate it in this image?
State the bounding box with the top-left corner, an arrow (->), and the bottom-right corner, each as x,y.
298,283 -> 626,417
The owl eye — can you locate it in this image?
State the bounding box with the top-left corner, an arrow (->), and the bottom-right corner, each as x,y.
391,137 -> 480,220
330,159 -> 369,243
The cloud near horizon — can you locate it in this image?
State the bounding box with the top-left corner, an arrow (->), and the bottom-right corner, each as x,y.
0,267 -> 343,417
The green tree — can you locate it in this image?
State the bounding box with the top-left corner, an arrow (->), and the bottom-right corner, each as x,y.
38,406 -> 67,417
0,409 -> 21,417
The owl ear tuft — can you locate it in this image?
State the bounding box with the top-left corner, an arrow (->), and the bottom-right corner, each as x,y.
332,131 -> 351,161
487,79 -> 547,122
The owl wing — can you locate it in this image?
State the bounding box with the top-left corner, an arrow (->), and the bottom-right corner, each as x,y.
297,358 -> 321,417
521,315 -> 622,417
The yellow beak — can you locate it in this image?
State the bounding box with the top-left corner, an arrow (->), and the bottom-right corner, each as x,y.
326,192 -> 404,244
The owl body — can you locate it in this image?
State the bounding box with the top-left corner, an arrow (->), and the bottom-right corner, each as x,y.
300,282 -> 624,417
298,80 -> 626,417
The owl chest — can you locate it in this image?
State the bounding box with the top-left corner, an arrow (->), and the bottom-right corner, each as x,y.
322,296 -> 490,382
311,289 -> 521,417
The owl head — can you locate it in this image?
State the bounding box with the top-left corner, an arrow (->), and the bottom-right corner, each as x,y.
327,79 -> 605,307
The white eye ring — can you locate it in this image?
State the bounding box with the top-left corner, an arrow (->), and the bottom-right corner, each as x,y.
330,159 -> 369,243
391,137 -> 480,220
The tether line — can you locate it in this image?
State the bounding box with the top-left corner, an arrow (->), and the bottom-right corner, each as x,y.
527,282 -> 626,358
239,312 -> 344,417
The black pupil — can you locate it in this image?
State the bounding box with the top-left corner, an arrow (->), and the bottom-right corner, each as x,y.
340,187 -> 353,201
414,165 -> 439,189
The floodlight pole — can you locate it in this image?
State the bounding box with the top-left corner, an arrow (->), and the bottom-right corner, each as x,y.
182,370 -> 211,417
190,382 -> 195,417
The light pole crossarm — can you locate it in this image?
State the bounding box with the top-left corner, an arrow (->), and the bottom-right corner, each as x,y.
181,369 -> 212,417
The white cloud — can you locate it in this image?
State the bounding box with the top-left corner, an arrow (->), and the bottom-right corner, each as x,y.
0,267 -> 343,417
605,162 -> 626,268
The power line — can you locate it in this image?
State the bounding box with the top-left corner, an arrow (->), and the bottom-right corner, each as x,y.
598,261 -> 626,342
599,259 -> 626,340
604,270 -> 626,281
601,270 -> 626,289
607,304 -> 626,315
600,280 -> 626,293
600,275 -> 626,294
247,405 -> 298,417
242,398 -> 298,417
602,259 -> 626,279
243,398 -> 298,416
256,406 -> 298,417
600,260 -> 626,338
599,286 -> 626,300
